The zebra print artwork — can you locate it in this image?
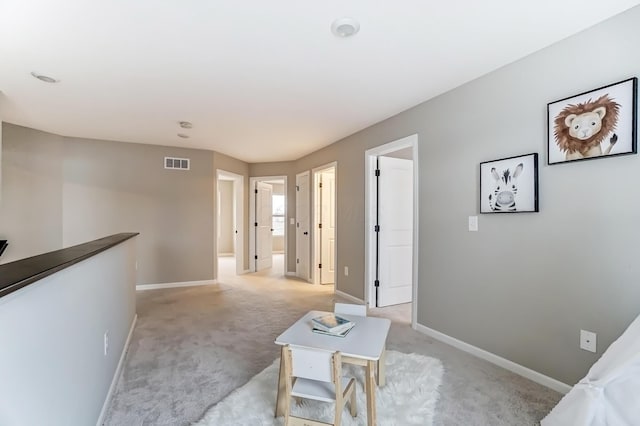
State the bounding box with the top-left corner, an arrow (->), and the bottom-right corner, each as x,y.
480,153 -> 538,213
488,163 -> 523,212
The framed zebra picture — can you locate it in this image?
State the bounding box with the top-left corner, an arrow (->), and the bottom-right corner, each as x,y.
547,77 -> 637,165
480,153 -> 539,213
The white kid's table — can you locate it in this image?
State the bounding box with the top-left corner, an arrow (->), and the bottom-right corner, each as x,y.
274,310 -> 391,426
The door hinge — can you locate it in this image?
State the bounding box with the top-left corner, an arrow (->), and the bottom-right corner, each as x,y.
296,185 -> 300,191
254,222 -> 258,227
319,182 -> 323,188
255,255 -> 258,260
374,279 -> 380,287
297,258 -> 300,264
318,223 -> 322,229
318,263 -> 322,269
255,189 -> 258,194
374,225 -> 380,232
375,169 -> 381,177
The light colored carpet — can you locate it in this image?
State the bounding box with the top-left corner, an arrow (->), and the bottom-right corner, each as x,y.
103,255 -> 562,425
194,350 -> 443,426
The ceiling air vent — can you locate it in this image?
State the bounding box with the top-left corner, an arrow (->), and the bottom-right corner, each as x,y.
164,157 -> 190,170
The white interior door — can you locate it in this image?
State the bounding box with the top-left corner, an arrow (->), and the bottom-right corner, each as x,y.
320,171 -> 335,284
255,181 -> 273,271
296,172 -> 310,281
377,156 -> 413,307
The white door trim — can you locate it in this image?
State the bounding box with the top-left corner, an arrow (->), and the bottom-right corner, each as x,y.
364,135 -> 419,328
216,169 -> 244,277
311,162 -> 337,286
249,175 -> 288,273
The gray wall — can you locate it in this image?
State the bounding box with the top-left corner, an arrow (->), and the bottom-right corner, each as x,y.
0,124 -> 222,284
0,125 -> 64,263
251,7 -> 640,385
416,8 -> 640,385
63,136 -> 215,284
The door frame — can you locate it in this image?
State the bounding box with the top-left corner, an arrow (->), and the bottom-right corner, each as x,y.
312,162 -> 337,285
364,135 -> 419,328
216,169 -> 245,277
249,175 -> 288,273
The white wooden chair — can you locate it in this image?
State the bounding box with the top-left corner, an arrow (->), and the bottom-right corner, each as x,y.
334,302 -> 386,387
334,302 -> 367,316
282,344 -> 357,426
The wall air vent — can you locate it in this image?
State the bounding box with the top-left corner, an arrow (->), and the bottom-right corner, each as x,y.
164,157 -> 190,170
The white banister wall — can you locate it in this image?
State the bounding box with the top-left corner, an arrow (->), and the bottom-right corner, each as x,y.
0,237 -> 137,426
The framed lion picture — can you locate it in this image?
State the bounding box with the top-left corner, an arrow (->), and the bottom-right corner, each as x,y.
547,77 -> 637,165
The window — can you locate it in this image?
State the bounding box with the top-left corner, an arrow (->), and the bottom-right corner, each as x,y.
272,195 -> 285,236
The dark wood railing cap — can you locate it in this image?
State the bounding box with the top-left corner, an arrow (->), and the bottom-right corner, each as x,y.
0,233 -> 139,298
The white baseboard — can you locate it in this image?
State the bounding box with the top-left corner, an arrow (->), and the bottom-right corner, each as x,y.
136,280 -> 217,291
218,252 -> 235,257
96,314 -> 137,426
335,289 -> 365,304
285,272 -> 296,277
414,323 -> 571,394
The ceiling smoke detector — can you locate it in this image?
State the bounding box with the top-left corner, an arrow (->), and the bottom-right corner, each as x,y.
179,121 -> 193,129
177,133 -> 190,139
331,17 -> 360,38
30,72 -> 59,83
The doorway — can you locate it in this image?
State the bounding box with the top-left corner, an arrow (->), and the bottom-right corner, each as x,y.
249,176 -> 287,275
365,135 -> 418,326
216,170 -> 244,278
312,163 -> 337,286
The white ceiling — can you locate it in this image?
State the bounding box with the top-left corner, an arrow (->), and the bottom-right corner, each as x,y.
1,1 -> 638,163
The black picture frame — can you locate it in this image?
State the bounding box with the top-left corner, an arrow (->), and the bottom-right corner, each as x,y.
480,153 -> 539,214
547,77 -> 637,165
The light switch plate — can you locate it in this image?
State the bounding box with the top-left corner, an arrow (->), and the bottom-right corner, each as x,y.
290,218 -> 295,225
468,216 -> 478,232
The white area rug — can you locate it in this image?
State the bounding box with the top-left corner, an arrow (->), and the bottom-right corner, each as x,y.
194,350 -> 443,426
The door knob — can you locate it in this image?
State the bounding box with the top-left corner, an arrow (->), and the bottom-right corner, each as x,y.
303,232 -> 308,235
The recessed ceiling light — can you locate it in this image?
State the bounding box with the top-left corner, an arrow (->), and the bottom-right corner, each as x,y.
331,17 -> 360,38
179,121 -> 193,129
30,72 -> 59,83
177,133 -> 190,139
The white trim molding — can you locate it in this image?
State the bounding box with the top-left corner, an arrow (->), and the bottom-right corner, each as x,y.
136,280 -> 217,291
335,289 -> 365,304
96,314 -> 137,426
414,323 -> 571,394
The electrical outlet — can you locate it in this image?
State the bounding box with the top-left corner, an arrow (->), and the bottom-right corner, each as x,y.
104,331 -> 109,356
580,330 -> 596,353
344,266 -> 349,276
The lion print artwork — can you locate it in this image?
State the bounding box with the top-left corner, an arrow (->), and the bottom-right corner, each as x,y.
553,94 -> 620,160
